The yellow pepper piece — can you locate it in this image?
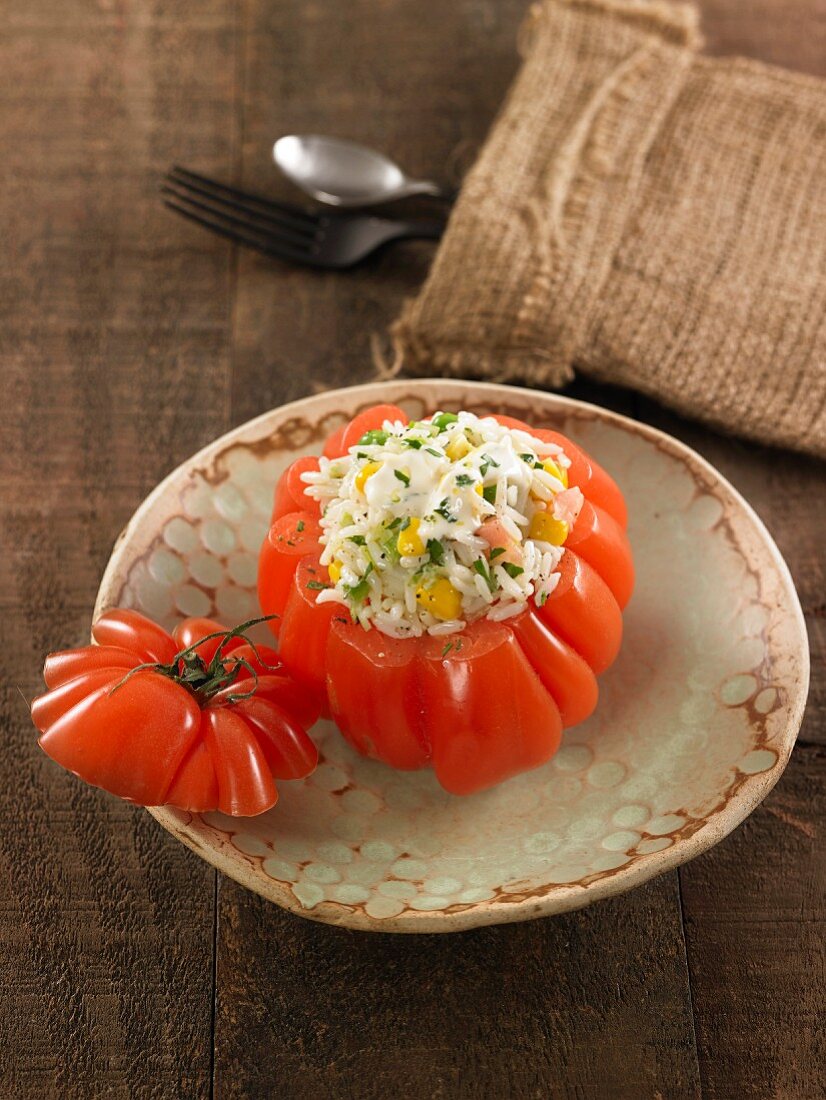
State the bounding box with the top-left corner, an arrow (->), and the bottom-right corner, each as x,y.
529,511 -> 569,546
543,458 -> 568,487
328,560 -> 342,584
397,517 -> 425,557
416,577 -> 462,621
475,483 -> 484,496
355,461 -> 381,493
446,435 -> 471,461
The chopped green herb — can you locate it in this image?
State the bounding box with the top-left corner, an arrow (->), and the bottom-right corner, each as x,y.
349,535 -> 366,546
482,484 -> 497,505
344,561 -> 373,603
400,516 -> 411,531
483,452 -> 499,467
394,469 -> 411,487
432,412 -> 459,431
534,460 -> 545,470
403,438 -> 423,449
425,447 -> 442,458
386,517 -> 402,530
345,579 -> 369,602
306,580 -> 329,591
296,519 -> 305,532
519,453 -> 534,463
502,562 -> 525,579
489,547 -> 506,560
356,451 -> 368,460
472,558 -> 497,594
455,473 -> 474,487
434,498 -> 457,523
442,642 -> 454,657
358,429 -> 389,446
427,539 -> 445,566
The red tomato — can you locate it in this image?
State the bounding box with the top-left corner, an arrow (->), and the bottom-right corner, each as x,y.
322,422 -> 348,459
339,403 -> 409,452
258,404 -> 633,796
271,456 -> 321,522
327,619 -> 428,770
276,556 -> 340,698
257,511 -> 322,625
418,622 -> 562,796
33,610 -> 319,816
489,416 -> 628,529
564,501 -> 634,609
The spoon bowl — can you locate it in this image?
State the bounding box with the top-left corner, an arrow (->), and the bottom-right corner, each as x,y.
274,134 -> 446,206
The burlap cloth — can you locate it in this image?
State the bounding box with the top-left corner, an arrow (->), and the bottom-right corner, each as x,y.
391,0 -> 826,458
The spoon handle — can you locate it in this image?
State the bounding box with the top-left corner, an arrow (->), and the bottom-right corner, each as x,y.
387,219 -> 446,241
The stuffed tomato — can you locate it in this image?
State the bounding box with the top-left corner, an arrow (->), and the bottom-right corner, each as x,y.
258,404 -> 633,795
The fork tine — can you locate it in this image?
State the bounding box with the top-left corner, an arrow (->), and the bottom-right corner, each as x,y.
163,197 -> 317,267
168,166 -> 319,236
162,181 -> 315,251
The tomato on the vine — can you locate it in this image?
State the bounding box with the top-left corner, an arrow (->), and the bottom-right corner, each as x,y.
32,609 -> 321,816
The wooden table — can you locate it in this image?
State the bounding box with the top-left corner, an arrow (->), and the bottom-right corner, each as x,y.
2,2 -> 823,1096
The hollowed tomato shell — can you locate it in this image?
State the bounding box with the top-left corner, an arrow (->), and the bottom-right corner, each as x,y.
258,406 -> 633,795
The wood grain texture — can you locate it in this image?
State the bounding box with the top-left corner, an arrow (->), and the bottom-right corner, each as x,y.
2,0 -> 824,1098
624,393 -> 826,1100
0,1 -> 240,1096
214,4 -> 701,1099
215,875 -> 700,1100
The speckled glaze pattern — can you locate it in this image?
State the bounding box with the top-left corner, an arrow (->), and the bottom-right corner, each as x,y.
95,380 -> 809,932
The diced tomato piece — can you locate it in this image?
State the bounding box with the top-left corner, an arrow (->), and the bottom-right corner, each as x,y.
326,620 -> 429,769
418,621 -> 562,795
531,429 -> 627,529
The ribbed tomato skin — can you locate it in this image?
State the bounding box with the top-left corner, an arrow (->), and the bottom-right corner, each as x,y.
260,406 -> 633,795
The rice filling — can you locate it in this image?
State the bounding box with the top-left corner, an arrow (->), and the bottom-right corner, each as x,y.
301,411 -> 584,637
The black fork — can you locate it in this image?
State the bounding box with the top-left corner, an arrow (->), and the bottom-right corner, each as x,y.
162,167 -> 445,269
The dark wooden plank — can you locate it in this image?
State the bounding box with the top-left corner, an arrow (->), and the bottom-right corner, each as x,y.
681,745 -> 826,1099
227,0 -> 527,420
215,3 -> 702,1097
216,874 -> 699,1100
699,0 -> 826,76
629,394 -> 826,1099
0,2 -> 241,1095
600,17 -> 826,1092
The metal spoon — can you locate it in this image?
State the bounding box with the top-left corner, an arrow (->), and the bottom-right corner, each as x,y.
273,134 -> 450,207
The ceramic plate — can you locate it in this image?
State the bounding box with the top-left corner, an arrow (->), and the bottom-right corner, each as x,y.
95,380 -> 809,932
